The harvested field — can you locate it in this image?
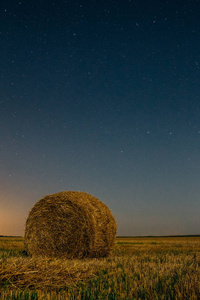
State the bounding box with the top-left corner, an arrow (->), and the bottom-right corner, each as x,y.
0,236 -> 200,299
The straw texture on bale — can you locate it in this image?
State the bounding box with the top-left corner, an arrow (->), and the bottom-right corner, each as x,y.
24,191 -> 117,258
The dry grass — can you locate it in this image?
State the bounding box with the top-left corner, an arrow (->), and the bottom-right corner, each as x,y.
0,236 -> 200,299
0,256 -> 105,290
25,191 -> 117,259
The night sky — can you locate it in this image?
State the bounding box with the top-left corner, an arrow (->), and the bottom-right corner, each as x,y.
1,0 -> 200,236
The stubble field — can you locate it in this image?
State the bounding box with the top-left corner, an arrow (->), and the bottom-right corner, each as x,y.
0,236 -> 199,299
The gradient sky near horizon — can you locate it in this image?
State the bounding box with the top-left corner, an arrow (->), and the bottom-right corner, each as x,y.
1,0 -> 200,236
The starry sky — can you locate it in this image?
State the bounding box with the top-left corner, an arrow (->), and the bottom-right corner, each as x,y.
1,0 -> 200,236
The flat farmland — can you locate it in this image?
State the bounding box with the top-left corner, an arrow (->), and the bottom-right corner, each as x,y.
0,236 -> 200,299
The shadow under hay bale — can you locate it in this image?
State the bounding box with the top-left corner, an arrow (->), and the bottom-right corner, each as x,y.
24,191 -> 117,259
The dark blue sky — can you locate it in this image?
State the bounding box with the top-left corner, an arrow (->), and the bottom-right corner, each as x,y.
1,0 -> 200,236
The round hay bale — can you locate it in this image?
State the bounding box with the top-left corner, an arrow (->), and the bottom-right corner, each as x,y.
24,191 -> 117,258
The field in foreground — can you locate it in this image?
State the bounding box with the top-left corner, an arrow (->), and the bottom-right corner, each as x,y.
0,236 -> 200,299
